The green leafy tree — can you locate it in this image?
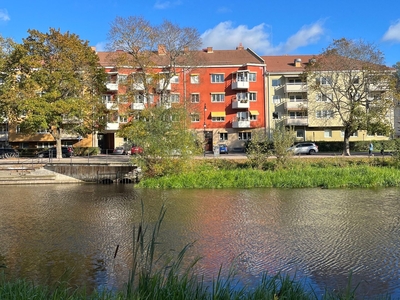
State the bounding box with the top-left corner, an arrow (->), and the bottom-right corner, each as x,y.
304,38 -> 396,156
107,16 -> 203,174
245,130 -> 272,170
272,125 -> 296,167
0,28 -> 107,158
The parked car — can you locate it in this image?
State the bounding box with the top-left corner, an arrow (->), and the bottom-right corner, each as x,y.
131,145 -> 143,155
287,143 -> 318,155
37,146 -> 74,158
219,144 -> 229,154
0,148 -> 19,159
112,147 -> 126,155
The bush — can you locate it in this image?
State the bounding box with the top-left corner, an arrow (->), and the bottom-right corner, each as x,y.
73,147 -> 100,156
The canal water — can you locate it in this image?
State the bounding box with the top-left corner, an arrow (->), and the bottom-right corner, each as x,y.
0,184 -> 399,298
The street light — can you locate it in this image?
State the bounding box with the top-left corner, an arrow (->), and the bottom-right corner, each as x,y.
203,104 -> 207,157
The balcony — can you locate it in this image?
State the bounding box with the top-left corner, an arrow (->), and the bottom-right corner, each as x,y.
105,102 -> 118,110
106,82 -> 118,91
157,80 -> 171,91
132,82 -> 145,91
131,102 -> 145,110
232,100 -> 250,109
284,83 -> 307,93
232,80 -> 249,90
368,82 -> 389,92
284,99 -> 308,111
232,118 -> 251,128
284,116 -> 308,126
105,122 -> 119,131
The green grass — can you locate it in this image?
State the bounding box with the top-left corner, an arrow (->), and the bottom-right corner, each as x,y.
137,159 -> 400,189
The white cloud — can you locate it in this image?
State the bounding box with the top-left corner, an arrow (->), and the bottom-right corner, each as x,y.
281,22 -> 324,53
0,9 -> 10,22
382,20 -> 400,43
201,21 -> 325,55
154,0 -> 182,9
201,21 -> 272,53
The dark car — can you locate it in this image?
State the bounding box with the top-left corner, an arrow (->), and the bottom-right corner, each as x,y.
219,144 -> 229,154
0,148 -> 19,159
37,146 -> 74,158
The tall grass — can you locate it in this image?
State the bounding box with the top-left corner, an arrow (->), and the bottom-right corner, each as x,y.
138,162 -> 400,189
0,204 -> 392,300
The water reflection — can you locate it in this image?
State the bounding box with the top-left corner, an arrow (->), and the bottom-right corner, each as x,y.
0,185 -> 399,298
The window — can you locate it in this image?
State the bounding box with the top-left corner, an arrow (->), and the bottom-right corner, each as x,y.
324,129 -> 332,138
219,132 -> 228,141
37,142 -> 53,148
171,74 -> 179,83
190,74 -> 199,84
273,95 -> 281,104
316,110 -> 334,119
316,93 -> 332,102
296,130 -> 304,138
237,111 -> 249,121
118,74 -> 127,83
170,94 -> 180,103
248,92 -> 257,101
211,74 -> 224,83
238,132 -> 252,140
37,128 -> 48,134
211,93 -> 225,102
250,114 -> 257,121
134,94 -> 144,103
119,115 -> 128,123
353,76 -> 360,84
272,79 -> 281,87
249,73 -> 256,82
191,93 -> 200,103
102,95 -> 112,103
212,116 -> 225,122
288,78 -> 302,84
317,76 -> 331,85
190,114 -> 200,122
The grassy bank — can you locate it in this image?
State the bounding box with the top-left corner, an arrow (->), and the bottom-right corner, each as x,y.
137,157 -> 400,189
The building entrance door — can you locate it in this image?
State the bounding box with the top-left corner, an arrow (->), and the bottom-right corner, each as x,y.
204,131 -> 213,152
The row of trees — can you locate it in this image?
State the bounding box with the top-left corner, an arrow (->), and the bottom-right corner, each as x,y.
0,17 -> 398,163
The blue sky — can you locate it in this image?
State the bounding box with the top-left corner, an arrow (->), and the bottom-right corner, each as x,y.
1,0 -> 400,66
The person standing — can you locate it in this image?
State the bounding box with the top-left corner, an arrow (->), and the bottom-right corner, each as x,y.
369,142 -> 374,157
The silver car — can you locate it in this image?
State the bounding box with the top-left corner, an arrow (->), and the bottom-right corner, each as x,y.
288,143 -> 318,155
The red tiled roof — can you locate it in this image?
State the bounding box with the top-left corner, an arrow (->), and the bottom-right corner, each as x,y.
262,55 -> 316,73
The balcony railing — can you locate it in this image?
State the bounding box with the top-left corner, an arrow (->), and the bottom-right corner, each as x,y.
232,80 -> 249,90
105,122 -> 119,131
132,82 -> 145,91
284,83 -> 307,93
157,80 -> 171,91
106,82 -> 118,91
284,116 -> 308,126
284,99 -> 308,111
232,118 -> 251,128
105,102 -> 119,110
232,100 -> 250,109
131,102 -> 145,110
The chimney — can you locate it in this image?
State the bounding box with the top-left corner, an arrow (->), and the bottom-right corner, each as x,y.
158,44 -> 166,55
90,46 -> 96,53
206,46 -> 213,53
294,58 -> 302,67
236,43 -> 244,50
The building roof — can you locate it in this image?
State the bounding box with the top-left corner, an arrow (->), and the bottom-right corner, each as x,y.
262,55 -> 316,73
96,46 -> 265,69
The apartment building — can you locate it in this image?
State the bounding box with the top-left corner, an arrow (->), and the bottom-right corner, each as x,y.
264,55 -> 394,142
97,44 -> 266,153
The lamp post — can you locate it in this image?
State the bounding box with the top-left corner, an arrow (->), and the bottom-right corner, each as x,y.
203,104 -> 207,157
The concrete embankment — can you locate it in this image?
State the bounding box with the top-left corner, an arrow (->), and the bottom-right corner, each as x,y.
0,159 -> 139,185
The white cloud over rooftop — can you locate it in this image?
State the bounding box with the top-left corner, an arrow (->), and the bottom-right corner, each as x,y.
201,21 -> 325,55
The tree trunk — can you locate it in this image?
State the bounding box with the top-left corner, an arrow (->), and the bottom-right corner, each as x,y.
52,128 -> 63,159
343,135 -> 351,156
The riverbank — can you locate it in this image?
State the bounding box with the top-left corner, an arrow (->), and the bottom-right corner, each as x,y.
138,156 -> 400,189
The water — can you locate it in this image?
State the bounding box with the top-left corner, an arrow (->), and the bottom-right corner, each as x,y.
0,184 -> 399,298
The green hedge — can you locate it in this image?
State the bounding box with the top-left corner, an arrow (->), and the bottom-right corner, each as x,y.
73,147 -> 100,156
